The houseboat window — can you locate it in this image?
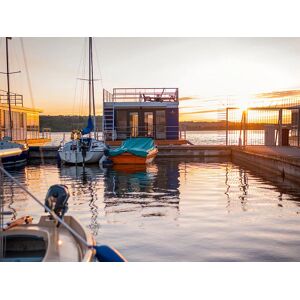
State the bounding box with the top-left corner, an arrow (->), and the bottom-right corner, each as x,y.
155,110 -> 166,139
116,110 -> 127,139
144,112 -> 153,136
129,112 -> 139,137
26,113 -> 39,139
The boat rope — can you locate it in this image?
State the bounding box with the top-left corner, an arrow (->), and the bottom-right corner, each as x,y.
20,38 -> 36,109
72,38 -> 87,130
0,165 -> 92,249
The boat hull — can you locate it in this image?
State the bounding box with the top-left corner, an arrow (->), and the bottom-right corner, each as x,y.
110,148 -> 158,164
58,138 -> 106,165
59,150 -> 104,164
0,140 -> 29,168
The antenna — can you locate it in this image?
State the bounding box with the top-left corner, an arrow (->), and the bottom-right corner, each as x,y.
0,38 -> 21,139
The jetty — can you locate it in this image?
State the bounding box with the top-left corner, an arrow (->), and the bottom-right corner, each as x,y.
28,144 -> 300,184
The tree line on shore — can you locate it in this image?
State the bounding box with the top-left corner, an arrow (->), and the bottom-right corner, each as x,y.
40,115 -> 273,132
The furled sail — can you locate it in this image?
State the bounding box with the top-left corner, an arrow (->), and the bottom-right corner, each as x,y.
81,115 -> 94,135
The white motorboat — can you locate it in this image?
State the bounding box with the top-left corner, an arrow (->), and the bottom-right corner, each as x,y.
0,162 -> 126,262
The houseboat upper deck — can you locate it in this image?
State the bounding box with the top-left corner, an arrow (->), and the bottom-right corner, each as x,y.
102,88 -> 187,145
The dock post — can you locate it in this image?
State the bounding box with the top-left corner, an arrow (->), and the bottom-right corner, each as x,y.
297,108 -> 300,147
242,110 -> 247,147
226,108 -> 228,146
278,108 -> 283,146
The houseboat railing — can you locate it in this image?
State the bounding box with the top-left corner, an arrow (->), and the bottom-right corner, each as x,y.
41,128 -> 51,140
0,90 -> 23,106
103,125 -> 186,141
103,88 -> 179,103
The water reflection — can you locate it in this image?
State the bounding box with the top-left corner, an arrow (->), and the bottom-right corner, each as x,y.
3,158 -> 300,261
59,166 -> 101,235
103,161 -> 180,218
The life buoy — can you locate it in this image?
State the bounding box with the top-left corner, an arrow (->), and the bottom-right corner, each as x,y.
71,130 -> 82,140
3,215 -> 33,231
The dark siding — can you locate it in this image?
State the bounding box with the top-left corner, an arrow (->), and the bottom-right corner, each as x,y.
166,108 -> 179,140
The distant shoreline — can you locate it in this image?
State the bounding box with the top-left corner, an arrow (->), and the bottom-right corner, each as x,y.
40,115 -> 272,132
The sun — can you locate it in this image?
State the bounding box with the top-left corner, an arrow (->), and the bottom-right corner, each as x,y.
233,95 -> 251,111
238,101 -> 249,111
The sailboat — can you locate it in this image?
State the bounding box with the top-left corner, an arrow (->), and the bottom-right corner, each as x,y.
0,37 -> 29,167
58,37 -> 106,164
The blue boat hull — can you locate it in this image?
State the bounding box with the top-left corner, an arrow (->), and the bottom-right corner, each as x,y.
1,148 -> 29,168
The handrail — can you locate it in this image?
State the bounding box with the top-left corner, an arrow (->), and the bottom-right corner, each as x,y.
103,125 -> 186,140
103,88 -> 179,103
0,90 -> 24,106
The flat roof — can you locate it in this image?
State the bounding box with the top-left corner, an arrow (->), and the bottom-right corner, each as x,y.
104,101 -> 178,108
0,104 -> 43,113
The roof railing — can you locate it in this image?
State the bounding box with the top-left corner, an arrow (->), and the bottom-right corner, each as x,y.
0,89 -> 23,106
103,88 -> 179,103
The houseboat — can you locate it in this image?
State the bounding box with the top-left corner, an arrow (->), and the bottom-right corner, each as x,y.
0,37 -> 49,147
102,88 -> 187,145
0,90 -> 47,145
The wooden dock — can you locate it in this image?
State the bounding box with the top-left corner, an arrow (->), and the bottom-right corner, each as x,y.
28,144 -> 300,183
29,145 -> 232,159
232,146 -> 300,183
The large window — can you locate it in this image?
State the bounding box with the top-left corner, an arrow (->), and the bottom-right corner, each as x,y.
155,110 -> 166,139
116,110 -> 127,139
144,112 -> 153,136
129,112 -> 139,137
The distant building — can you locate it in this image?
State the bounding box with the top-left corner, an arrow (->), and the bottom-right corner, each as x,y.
102,88 -> 180,141
0,90 -> 42,141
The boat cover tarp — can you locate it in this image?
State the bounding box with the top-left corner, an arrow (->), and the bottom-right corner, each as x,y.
81,115 -> 94,135
108,138 -> 156,158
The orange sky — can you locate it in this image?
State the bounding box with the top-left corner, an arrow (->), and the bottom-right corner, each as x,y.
2,37 -> 300,121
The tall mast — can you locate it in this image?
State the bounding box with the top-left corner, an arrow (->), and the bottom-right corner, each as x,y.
89,37 -> 96,139
6,37 -> 13,139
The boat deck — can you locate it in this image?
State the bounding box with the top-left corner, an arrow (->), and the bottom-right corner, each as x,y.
2,216 -> 94,262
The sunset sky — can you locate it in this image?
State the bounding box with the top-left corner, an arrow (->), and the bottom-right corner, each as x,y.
1,37 -> 300,121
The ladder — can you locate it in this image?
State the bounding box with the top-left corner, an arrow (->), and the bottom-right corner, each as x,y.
103,106 -> 115,141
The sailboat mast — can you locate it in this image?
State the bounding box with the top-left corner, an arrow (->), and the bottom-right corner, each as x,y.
89,37 -> 96,139
5,37 -> 13,139
88,37 -> 92,137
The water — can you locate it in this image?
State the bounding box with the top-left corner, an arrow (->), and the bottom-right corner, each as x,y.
2,157 -> 300,261
48,130 -> 265,146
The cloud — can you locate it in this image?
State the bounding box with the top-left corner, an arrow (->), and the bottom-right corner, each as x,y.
256,89 -> 300,99
178,96 -> 198,101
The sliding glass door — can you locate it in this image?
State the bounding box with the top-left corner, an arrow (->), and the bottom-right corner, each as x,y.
129,112 -> 139,137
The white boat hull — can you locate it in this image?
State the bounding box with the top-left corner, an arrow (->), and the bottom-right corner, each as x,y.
59,149 -> 104,164
58,138 -> 106,164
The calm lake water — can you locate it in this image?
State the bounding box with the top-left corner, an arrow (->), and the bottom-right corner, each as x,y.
2,157 -> 300,261
48,130 -> 265,146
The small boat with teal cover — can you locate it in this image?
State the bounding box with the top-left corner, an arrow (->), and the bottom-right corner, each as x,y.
106,137 -> 158,165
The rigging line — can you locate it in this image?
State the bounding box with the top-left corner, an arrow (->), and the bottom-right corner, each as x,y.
0,165 -> 92,249
79,38 -> 87,121
72,38 -> 87,129
94,41 -> 104,89
88,38 -> 91,117
20,38 -> 35,109
10,39 -> 22,96
90,38 -> 97,136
